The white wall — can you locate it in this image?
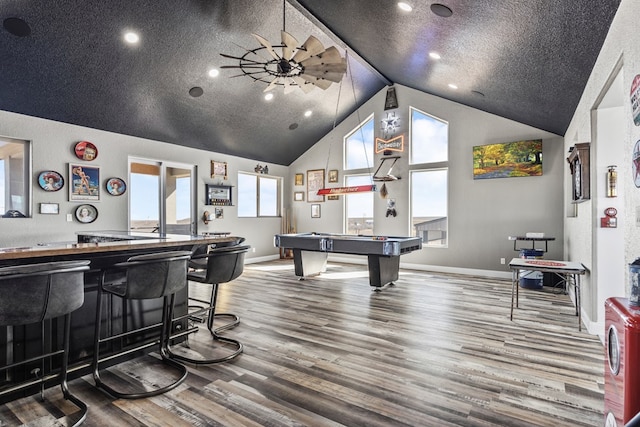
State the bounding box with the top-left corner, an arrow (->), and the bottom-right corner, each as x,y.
564,0 -> 640,334
288,84 -> 564,277
0,110 -> 287,260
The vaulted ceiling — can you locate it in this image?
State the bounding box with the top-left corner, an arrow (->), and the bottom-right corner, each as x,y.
0,0 -> 621,165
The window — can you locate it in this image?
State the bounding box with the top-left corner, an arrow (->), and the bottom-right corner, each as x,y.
410,107 -> 448,246
0,137 -> 30,217
345,174 -> 373,235
238,172 -> 281,217
344,115 -> 374,170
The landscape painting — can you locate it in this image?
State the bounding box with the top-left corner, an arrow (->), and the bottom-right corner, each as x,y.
473,139 -> 542,180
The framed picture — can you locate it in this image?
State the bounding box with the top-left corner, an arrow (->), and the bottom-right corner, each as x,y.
294,191 -> 304,201
74,141 -> 98,161
206,184 -> 232,205
327,195 -> 339,200
311,204 -> 321,218
106,177 -> 126,196
75,204 -> 98,223
211,161 -> 228,180
295,173 -> 304,186
39,203 -> 59,214
69,164 -> 100,201
473,139 -> 542,180
214,207 -> 224,219
37,170 -> 64,192
328,169 -> 338,183
307,169 -> 324,203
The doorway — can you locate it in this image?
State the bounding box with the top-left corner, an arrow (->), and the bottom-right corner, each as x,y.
129,158 -> 196,235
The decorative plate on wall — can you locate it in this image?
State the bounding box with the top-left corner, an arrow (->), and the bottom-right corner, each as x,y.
37,170 -> 64,191
74,141 -> 98,161
75,204 -> 98,223
106,177 -> 126,196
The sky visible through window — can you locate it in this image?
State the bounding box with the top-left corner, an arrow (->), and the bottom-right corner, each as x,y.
345,117 -> 374,170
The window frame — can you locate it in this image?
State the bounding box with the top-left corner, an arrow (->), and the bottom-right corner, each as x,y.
343,173 -> 374,235
408,106 -> 449,247
237,171 -> 282,218
344,114 -> 375,172
0,136 -> 31,218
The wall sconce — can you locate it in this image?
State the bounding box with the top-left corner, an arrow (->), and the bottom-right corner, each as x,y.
607,165 -> 617,197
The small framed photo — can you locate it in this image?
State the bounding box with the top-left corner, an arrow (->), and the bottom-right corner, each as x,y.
327,195 -> 339,200
294,191 -> 304,201
75,204 -> 98,224
295,173 -> 304,186
39,203 -> 59,214
106,177 -> 126,196
311,204 -> 321,218
211,161 -> 228,180
38,171 -> 64,192
69,164 -> 100,201
214,207 -> 224,219
328,169 -> 338,183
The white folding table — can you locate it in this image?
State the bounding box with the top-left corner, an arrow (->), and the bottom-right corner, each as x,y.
509,258 -> 586,330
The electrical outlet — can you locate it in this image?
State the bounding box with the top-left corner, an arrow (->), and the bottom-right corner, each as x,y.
500,258 -> 505,265
252,247 -> 256,253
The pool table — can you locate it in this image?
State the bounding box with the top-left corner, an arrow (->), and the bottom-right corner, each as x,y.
274,232 -> 422,289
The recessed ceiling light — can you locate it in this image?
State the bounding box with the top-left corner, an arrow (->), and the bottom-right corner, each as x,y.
431,3 -> 453,17
429,52 -> 441,60
124,31 -> 139,44
448,83 -> 458,89
289,123 -> 299,130
208,68 -> 219,78
264,93 -> 274,101
398,2 -> 413,12
304,110 -> 312,117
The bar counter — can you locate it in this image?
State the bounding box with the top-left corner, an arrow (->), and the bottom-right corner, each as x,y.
0,231 -> 239,400
0,231 -> 237,262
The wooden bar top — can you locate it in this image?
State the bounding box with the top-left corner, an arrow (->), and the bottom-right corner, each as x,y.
0,231 -> 237,261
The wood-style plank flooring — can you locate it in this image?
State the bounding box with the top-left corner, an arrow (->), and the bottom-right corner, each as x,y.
0,260 -> 605,426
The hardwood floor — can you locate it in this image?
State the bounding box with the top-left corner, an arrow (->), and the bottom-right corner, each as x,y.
0,260 -> 605,426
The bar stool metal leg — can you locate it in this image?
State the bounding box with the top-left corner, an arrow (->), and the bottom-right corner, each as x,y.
92,251 -> 191,399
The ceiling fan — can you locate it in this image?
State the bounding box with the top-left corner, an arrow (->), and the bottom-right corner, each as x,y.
220,4 -> 347,94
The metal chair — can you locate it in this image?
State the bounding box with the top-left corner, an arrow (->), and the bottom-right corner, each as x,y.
0,260 -> 90,426
92,251 -> 191,399
170,244 -> 249,364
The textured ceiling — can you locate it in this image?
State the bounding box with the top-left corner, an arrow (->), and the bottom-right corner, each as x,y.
0,0 -> 621,165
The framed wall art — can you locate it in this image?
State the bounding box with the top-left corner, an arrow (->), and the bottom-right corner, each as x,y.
311,204 -> 321,218
294,191 -> 304,201
39,203 -> 59,214
211,161 -> 228,180
69,164 -> 100,201
106,177 -> 126,196
74,141 -> 98,161
295,173 -> 304,186
206,184 -> 233,205
473,139 -> 542,180
307,169 -> 324,203
75,204 -> 98,223
38,171 -> 64,192
328,169 -> 338,183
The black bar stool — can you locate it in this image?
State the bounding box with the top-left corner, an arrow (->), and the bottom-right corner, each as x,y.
92,250 -> 191,399
169,244 -> 250,364
0,260 -> 90,426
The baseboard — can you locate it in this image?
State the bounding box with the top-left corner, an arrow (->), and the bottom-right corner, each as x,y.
245,254 -> 280,264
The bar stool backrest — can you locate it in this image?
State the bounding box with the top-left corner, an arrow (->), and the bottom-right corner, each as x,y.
194,245 -> 250,285
0,260 -> 90,326
114,251 -> 191,299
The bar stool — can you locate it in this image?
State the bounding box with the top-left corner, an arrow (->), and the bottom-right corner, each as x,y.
169,244 -> 250,364
0,260 -> 90,426
92,251 -> 191,399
